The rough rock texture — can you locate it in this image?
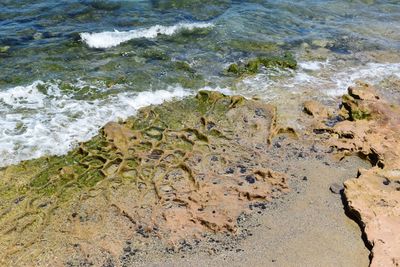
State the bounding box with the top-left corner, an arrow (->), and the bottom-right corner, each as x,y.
0,91 -> 288,266
303,100 -> 332,120
315,82 -> 400,267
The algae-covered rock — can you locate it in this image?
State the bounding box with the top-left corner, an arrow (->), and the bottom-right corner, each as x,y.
227,63 -> 240,75
0,91 -> 288,266
167,61 -> 205,88
226,52 -> 297,76
173,61 -> 195,74
142,48 -> 170,61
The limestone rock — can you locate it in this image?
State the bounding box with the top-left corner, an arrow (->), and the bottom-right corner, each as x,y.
303,100 -> 331,119
345,167 -> 400,267
318,82 -> 400,266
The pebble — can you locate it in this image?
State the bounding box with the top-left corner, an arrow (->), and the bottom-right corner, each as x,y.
329,183 -> 344,194
245,175 -> 256,184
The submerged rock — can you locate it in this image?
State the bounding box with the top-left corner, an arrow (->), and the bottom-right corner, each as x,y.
226,52 -> 297,76
0,91 -> 288,266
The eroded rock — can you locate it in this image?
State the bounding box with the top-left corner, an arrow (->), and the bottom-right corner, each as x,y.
0,91 -> 288,266
303,100 -> 332,120
313,82 -> 400,267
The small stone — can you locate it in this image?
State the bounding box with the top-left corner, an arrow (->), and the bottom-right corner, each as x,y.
255,108 -> 266,118
245,175 -> 256,184
274,142 -> 282,148
329,183 -> 343,194
225,167 -> 234,174
238,165 -> 247,173
310,145 -> 318,153
207,122 -> 215,130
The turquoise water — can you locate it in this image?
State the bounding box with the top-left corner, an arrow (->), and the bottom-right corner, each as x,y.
1,0 -> 400,166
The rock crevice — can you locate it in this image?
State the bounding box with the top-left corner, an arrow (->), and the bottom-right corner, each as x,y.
312,82 -> 400,267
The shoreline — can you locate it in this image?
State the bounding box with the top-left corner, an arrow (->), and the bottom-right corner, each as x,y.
1,83 -> 399,266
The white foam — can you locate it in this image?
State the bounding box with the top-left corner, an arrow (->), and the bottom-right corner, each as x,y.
0,81 -> 191,167
80,22 -> 214,49
0,81 -> 46,109
327,62 -> 400,96
201,86 -> 233,96
299,61 -> 324,71
235,61 -> 400,99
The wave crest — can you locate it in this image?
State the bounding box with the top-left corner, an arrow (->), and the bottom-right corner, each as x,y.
80,22 -> 214,49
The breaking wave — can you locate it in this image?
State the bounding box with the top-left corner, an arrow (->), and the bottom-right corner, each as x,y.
0,81 -> 191,167
80,22 -> 214,49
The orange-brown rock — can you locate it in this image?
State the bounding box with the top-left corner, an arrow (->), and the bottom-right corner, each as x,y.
317,82 -> 400,267
303,100 -> 332,120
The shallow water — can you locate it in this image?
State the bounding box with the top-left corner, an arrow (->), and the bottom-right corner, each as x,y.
1,0 -> 400,167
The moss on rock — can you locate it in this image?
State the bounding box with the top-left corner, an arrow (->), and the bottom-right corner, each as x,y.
226,52 -> 297,76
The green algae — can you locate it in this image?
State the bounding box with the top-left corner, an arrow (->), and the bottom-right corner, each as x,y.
142,48 -> 171,61
173,61 -> 196,74
341,94 -> 372,121
165,61 -> 206,88
226,52 -> 297,76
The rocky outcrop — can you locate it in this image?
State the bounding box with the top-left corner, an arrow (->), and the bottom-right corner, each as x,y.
0,91 -> 288,266
314,82 -> 400,267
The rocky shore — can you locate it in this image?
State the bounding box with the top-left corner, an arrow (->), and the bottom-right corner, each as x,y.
0,83 -> 399,266
310,82 -> 400,267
